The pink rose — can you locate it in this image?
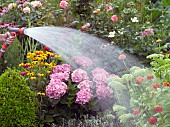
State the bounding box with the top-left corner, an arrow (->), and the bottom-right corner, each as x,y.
60,1 -> 68,9
111,15 -> 118,22
107,6 -> 113,13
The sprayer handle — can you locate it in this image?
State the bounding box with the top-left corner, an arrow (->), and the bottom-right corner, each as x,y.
0,32 -> 16,53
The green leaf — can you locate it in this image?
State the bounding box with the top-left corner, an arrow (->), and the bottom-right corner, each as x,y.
44,115 -> 54,123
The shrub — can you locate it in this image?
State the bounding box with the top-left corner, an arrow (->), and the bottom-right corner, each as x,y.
0,68 -> 37,127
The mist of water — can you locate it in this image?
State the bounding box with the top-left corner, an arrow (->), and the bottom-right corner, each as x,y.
24,26 -> 142,75
24,26 -> 142,124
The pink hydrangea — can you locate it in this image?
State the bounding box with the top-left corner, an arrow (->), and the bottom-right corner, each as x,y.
77,80 -> 93,92
50,72 -> 70,81
96,84 -> 113,99
71,69 -> 89,83
92,68 -> 110,84
60,0 -> 68,9
62,64 -> 72,73
72,56 -> 93,67
92,67 -> 109,76
53,64 -> 72,74
75,90 -> 93,104
46,80 -> 68,99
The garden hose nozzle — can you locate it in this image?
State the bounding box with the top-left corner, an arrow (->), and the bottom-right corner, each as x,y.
8,27 -> 26,35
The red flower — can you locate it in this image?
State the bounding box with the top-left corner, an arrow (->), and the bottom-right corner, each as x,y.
132,110 -> 141,115
44,45 -> 50,51
148,116 -> 157,125
136,76 -> 143,84
147,75 -> 154,80
152,83 -> 160,89
154,106 -> 163,112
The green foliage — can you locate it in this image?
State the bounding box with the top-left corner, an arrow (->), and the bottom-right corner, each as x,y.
0,39 -> 21,74
0,68 -> 37,127
147,53 -> 170,81
108,65 -> 170,126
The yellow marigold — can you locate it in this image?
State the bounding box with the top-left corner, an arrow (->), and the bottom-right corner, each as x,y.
44,62 -> 49,66
27,72 -> 35,76
55,54 -> 61,58
37,92 -> 45,96
30,77 -> 36,80
32,61 -> 38,65
19,63 -> 24,67
38,73 -> 44,77
156,39 -> 162,43
50,53 -> 55,57
46,51 -> 51,55
39,62 -> 45,66
49,62 -> 56,67
46,70 -> 51,74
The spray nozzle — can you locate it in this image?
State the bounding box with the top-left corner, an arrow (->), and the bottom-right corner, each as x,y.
8,27 -> 26,35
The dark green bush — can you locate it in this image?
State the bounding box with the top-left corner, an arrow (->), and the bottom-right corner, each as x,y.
0,68 -> 37,127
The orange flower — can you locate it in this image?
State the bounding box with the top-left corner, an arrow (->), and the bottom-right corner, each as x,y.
163,82 -> 170,87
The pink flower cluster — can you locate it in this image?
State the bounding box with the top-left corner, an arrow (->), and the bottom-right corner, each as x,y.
96,84 -> 113,99
72,56 -> 93,67
46,64 -> 72,99
46,79 -> 68,99
72,69 -> 93,104
60,0 -> 68,9
71,69 -> 89,83
92,67 -> 109,85
50,64 -> 72,81
92,67 -> 113,99
141,28 -> 154,37
75,90 -> 93,104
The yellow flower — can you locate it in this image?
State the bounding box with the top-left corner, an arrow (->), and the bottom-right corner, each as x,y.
19,63 -> 24,67
46,70 -> 51,74
156,39 -> 162,43
37,92 -> 45,96
38,73 -> 44,77
30,77 -> 36,80
55,54 -> 61,58
27,72 -> 35,76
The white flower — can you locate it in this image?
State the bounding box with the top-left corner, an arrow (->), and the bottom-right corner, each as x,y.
23,7 -> 31,13
131,17 -> 139,22
108,31 -> 116,37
